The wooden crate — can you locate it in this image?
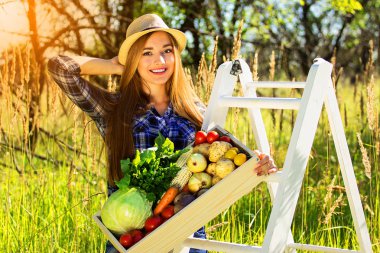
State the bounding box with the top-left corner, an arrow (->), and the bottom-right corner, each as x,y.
93,124 -> 261,252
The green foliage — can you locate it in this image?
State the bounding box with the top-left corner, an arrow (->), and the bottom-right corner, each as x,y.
118,133 -> 189,202
330,0 -> 363,14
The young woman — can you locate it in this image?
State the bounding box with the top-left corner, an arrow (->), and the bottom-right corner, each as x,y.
48,13 -> 277,253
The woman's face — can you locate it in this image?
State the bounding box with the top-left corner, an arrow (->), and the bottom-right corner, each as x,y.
137,31 -> 175,89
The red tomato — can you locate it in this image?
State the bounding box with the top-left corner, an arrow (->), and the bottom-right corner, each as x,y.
194,131 -> 207,145
220,136 -> 231,143
119,232 -> 134,248
161,205 -> 175,219
144,215 -> 162,232
130,229 -> 144,243
207,131 -> 220,144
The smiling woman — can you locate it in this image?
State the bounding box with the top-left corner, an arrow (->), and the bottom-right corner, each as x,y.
0,2 -> 28,51
47,13 -> 207,253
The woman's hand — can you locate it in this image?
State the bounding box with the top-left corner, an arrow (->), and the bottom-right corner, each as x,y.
110,56 -> 124,76
253,150 -> 278,176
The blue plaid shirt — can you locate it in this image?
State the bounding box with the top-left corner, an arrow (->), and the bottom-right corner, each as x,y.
133,103 -> 198,150
47,55 -> 205,152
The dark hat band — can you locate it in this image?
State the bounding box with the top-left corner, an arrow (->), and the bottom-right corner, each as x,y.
142,26 -> 165,31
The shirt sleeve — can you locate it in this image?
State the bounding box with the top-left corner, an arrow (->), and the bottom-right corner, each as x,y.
47,55 -> 119,136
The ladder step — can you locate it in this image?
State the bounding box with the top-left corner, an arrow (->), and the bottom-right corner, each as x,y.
286,243 -> 360,252
219,96 -> 301,110
182,238 -> 262,253
182,239 -> 360,253
247,81 -> 306,89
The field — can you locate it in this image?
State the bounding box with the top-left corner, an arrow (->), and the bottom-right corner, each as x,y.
0,46 -> 379,252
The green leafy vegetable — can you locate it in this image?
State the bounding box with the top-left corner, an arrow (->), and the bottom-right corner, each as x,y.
118,133 -> 189,203
101,187 -> 152,235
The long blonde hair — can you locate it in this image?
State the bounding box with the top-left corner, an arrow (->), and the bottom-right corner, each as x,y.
105,32 -> 203,186
167,35 -> 203,126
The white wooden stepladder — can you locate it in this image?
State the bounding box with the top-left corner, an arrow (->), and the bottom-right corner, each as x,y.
201,58 -> 373,253
105,58 -> 373,253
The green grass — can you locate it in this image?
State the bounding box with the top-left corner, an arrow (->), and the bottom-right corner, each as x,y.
0,167 -> 107,252
0,72 -> 379,252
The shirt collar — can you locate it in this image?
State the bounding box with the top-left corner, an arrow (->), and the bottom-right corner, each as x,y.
149,102 -> 173,117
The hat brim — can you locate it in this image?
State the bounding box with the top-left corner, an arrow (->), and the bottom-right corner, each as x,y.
118,28 -> 187,65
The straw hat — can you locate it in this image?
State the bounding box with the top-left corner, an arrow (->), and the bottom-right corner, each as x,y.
118,14 -> 187,65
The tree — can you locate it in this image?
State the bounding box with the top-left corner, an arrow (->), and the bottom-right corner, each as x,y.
240,0 -> 376,78
26,0 -> 44,149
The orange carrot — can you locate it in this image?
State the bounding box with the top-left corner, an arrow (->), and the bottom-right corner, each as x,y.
153,186 -> 179,216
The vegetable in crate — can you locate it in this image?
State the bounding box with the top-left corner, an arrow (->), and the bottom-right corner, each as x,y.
153,186 -> 179,215
119,133 -> 189,203
208,141 -> 232,162
101,187 -> 152,235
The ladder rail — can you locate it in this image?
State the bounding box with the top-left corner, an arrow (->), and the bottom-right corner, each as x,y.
286,243 -> 360,253
261,58 -> 331,252
218,96 -> 302,110
247,81 -> 306,89
324,79 -> 373,253
202,61 -> 237,131
181,238 -> 262,253
238,59 -> 297,252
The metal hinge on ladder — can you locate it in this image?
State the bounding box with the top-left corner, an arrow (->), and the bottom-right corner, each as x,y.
230,60 -> 242,76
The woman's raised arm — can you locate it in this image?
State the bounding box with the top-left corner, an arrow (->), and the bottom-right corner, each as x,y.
47,55 -> 121,137
70,55 -> 124,76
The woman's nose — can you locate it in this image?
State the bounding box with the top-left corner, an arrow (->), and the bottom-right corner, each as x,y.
154,53 -> 166,64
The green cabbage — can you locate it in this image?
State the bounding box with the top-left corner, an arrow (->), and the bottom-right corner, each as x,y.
101,187 -> 152,235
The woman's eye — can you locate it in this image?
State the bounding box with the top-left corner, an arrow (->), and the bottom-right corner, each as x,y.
164,48 -> 173,54
143,51 -> 152,56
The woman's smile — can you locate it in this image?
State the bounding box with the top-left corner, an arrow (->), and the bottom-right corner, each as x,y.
150,67 -> 167,74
